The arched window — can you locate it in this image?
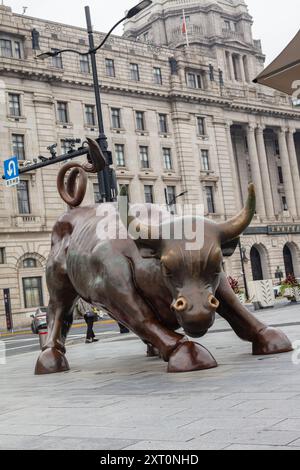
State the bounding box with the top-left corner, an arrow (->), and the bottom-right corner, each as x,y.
23,258 -> 37,268
250,246 -> 263,281
283,244 -> 294,277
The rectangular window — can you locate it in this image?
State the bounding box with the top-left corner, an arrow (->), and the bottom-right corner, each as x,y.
159,114 -> 168,134
12,134 -> 25,160
136,111 -> 145,131
61,139 -> 72,155
187,72 -> 202,89
165,186 -> 177,213
51,49 -> 63,68
17,180 -> 30,214
140,146 -> 150,169
205,186 -> 216,214
130,63 -> 140,81
85,105 -> 96,126
197,117 -> 206,136
144,185 -> 154,204
201,149 -> 210,171
8,93 -> 21,117
80,55 -> 90,73
163,148 -> 173,170
0,248 -> 6,265
105,58 -> 115,77
93,183 -> 102,204
57,102 -> 68,123
278,166 -> 284,185
115,144 -> 125,167
23,277 -> 44,309
111,108 -> 121,129
274,139 -> 280,156
153,67 -> 162,85
14,41 -> 21,59
224,20 -> 231,30
282,196 -> 288,211
0,39 -> 12,57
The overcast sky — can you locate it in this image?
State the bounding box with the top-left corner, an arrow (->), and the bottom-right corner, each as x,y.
3,0 -> 299,64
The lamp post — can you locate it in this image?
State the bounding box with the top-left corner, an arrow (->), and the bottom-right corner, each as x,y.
38,1 -> 152,202
238,239 -> 249,301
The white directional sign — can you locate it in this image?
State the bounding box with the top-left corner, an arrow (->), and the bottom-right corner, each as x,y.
3,156 -> 19,187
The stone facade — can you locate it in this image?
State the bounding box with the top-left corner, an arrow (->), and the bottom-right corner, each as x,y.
0,1 -> 300,328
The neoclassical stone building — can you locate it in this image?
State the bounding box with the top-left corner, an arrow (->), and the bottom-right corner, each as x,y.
0,0 -> 300,327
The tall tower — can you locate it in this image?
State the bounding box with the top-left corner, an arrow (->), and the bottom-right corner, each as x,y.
124,0 -> 265,82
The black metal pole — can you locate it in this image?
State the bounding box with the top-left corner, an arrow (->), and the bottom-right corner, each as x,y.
85,6 -> 113,203
239,239 -> 249,301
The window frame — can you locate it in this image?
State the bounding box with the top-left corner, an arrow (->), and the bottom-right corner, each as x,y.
105,58 -> 115,77
57,101 -> 69,124
115,143 -> 126,167
144,185 -> 154,204
201,149 -> 210,172
80,54 -> 90,74
163,147 -> 173,171
17,179 -> 31,215
22,276 -> 44,309
205,185 -> 216,214
8,93 -> 21,117
12,133 -> 25,161
139,146 -> 150,169
136,111 -> 145,131
159,114 -> 168,134
85,104 -> 96,127
130,63 -> 140,81
111,108 -> 121,129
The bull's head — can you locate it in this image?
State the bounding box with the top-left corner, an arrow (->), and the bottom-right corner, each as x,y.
121,185 -> 255,338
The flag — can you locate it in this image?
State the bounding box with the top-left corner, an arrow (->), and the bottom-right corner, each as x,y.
182,9 -> 189,47
182,14 -> 187,35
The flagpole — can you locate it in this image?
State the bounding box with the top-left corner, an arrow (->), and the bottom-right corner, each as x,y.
182,9 -> 189,47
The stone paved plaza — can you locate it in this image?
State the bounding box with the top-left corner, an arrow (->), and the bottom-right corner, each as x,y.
1,304 -> 300,450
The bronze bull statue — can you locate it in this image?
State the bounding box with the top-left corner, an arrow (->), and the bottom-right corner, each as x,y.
35,165 -> 292,374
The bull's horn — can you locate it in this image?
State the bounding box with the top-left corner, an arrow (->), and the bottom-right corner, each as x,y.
218,184 -> 256,243
118,186 -> 153,240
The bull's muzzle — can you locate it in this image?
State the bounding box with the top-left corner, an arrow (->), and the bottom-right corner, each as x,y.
172,294 -> 219,314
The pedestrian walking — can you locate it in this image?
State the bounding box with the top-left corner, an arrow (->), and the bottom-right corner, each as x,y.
76,299 -> 99,344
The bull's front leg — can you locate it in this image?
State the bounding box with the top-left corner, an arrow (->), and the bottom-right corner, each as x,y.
35,263 -> 78,375
216,273 -> 292,355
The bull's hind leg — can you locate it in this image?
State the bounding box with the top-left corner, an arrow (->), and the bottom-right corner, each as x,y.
216,273 -> 292,355
35,266 -> 78,375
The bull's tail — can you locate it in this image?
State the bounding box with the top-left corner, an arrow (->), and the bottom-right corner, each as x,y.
57,138 -> 106,209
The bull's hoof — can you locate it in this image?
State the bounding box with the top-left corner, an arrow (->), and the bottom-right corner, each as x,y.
35,348 -> 70,375
167,341 -> 217,373
146,344 -> 160,358
252,327 -> 293,356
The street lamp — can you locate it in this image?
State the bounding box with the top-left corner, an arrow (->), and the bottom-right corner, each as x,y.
37,1 -> 152,202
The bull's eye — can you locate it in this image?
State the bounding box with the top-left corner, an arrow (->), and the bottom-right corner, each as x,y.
162,264 -> 172,278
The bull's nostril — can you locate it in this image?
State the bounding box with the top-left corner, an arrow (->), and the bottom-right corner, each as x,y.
174,297 -> 188,312
208,295 -> 219,310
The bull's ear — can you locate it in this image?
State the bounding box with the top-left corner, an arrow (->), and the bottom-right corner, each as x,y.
221,237 -> 239,257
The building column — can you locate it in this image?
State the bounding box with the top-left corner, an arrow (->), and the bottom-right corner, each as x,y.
255,125 -> 275,219
287,128 -> 300,218
229,53 -> 235,81
225,121 -> 243,211
238,55 -> 246,82
246,124 -> 266,217
277,128 -> 298,218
